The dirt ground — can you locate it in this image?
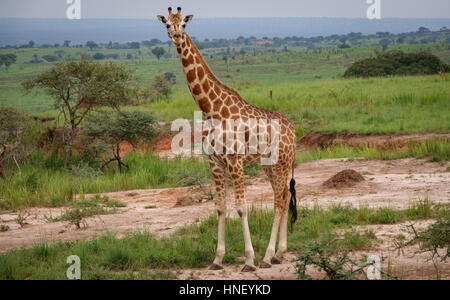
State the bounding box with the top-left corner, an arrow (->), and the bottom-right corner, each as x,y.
0,157 -> 449,279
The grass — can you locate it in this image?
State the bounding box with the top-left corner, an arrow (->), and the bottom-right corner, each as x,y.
296,138 -> 450,163
0,152 -> 210,210
1,137 -> 448,211
0,199 -> 445,280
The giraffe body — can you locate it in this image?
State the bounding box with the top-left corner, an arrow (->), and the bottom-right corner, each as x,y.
158,8 -> 297,271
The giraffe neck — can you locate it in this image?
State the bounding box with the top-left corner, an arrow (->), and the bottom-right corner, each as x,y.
176,34 -> 244,119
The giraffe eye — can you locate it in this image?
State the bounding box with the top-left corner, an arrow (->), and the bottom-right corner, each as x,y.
182,24 -> 186,28
166,25 -> 170,29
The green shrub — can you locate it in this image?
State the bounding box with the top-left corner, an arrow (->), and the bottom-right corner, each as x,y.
344,51 -> 449,78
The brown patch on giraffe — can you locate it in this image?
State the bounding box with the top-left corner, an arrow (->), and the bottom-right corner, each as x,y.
221,93 -> 227,100
192,84 -> 202,96
225,96 -> 233,106
187,55 -> 194,65
220,106 -> 231,118
186,69 -> 196,83
230,105 -> 239,114
202,80 -> 210,93
182,58 -> 190,67
181,42 -> 186,48
213,99 -> 222,112
177,47 -> 182,54
198,98 -> 211,113
214,85 -> 221,95
209,89 -> 217,100
195,56 -> 202,64
183,49 -> 189,57
197,67 -> 205,81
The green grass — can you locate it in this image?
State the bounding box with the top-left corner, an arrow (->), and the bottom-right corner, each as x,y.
296,138 -> 450,163
1,42 -> 449,135
1,137 -> 448,211
0,200 -> 444,280
0,152 -> 210,210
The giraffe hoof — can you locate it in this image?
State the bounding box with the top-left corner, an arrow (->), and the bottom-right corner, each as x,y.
271,257 -> 282,264
259,261 -> 272,269
209,264 -> 223,270
241,265 -> 256,272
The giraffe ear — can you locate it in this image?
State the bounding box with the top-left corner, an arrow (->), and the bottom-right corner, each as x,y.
157,15 -> 167,24
183,15 -> 194,24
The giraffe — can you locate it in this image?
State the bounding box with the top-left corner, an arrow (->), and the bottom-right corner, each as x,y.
157,7 -> 297,272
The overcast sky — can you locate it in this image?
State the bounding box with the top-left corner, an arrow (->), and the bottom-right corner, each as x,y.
0,0 -> 449,19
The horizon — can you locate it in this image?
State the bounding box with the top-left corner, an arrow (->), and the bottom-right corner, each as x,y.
1,17 -> 448,46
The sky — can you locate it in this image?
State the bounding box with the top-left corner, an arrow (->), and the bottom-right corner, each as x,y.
0,0 -> 449,19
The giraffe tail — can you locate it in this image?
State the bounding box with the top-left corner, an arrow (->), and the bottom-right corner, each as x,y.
288,162 -> 298,231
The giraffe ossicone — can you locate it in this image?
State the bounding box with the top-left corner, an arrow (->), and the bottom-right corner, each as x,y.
157,7 -> 298,272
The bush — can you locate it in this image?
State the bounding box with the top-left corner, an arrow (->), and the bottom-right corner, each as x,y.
151,75 -> 172,100
344,50 -> 449,78
92,53 -> 106,60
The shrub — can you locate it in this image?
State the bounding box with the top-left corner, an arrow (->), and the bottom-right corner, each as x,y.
344,50 -> 449,78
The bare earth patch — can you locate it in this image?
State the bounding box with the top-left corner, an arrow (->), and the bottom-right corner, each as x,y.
0,157 -> 448,279
299,132 -> 450,149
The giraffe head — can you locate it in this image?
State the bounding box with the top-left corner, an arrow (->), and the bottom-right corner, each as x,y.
157,7 -> 194,45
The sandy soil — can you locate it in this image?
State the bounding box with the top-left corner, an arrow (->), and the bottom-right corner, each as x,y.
0,157 -> 448,279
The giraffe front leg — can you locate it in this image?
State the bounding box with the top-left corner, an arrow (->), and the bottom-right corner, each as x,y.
210,203 -> 226,270
228,158 -> 256,272
260,207 -> 281,268
237,203 -> 256,272
209,159 -> 227,270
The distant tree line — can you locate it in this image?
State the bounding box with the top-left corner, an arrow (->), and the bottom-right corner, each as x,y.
1,26 -> 448,51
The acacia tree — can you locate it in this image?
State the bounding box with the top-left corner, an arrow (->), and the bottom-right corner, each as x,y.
0,54 -> 17,71
152,47 -> 166,60
22,58 -> 134,166
83,111 -> 156,173
0,107 -> 37,179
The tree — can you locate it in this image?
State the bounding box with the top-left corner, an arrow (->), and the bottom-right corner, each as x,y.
164,72 -> 176,85
63,40 -> 71,47
152,47 -> 166,60
0,54 -> 17,71
54,50 -> 66,59
83,111 -> 156,173
22,58 -> 134,166
0,107 -> 37,179
379,39 -> 391,52
85,41 -> 98,51
151,75 -> 171,99
418,26 -> 430,33
222,56 -> 229,72
28,40 -> 35,48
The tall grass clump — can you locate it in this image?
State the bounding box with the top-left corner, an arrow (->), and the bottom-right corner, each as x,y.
296,138 -> 449,164
0,152 -> 210,210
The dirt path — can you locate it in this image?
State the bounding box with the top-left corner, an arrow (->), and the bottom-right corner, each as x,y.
0,158 -> 448,279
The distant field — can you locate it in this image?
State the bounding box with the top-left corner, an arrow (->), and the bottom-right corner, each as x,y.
0,42 -> 449,116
